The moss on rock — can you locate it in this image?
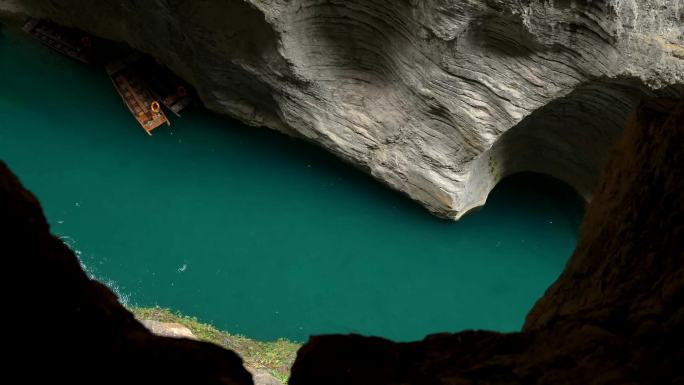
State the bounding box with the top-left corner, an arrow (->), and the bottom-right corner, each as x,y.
130,307 -> 300,383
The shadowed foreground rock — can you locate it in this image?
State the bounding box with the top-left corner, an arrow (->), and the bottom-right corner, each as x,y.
1,98 -> 682,384
1,167 -> 253,383
289,98 -> 684,385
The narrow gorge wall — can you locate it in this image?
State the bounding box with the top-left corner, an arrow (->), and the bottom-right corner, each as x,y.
2,0 -> 683,218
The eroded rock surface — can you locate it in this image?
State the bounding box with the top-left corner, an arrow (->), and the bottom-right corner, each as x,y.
2,0 -> 682,218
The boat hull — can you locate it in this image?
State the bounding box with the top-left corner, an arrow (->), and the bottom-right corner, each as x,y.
106,61 -> 170,135
22,18 -> 93,64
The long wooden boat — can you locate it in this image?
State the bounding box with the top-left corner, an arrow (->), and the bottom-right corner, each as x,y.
106,59 -> 170,135
133,57 -> 194,117
22,18 -> 94,64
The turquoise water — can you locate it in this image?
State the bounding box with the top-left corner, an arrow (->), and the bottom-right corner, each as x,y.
0,25 -> 584,342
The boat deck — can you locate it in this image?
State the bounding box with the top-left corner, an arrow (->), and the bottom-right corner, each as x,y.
23,18 -> 191,134
107,62 -> 170,135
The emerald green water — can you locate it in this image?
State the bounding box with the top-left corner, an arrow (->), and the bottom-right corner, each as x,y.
0,26 -> 584,342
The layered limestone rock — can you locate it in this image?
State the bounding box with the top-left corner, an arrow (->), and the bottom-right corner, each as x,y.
2,0 -> 683,218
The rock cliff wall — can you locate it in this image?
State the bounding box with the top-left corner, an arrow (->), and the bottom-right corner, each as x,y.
2,0 -> 683,218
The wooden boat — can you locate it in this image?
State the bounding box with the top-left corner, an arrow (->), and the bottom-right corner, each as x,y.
22,18 -> 94,64
106,59 -> 170,135
133,57 -> 194,116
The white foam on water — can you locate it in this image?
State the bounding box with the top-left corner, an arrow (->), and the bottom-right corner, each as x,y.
58,234 -> 133,307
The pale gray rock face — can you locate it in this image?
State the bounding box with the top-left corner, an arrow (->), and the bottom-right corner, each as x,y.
140,319 -> 198,339
4,0 -> 683,218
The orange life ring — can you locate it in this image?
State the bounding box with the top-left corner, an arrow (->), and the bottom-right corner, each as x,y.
150,101 -> 161,113
176,86 -> 187,97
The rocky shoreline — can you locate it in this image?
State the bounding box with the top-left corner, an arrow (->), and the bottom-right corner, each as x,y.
133,307 -> 298,384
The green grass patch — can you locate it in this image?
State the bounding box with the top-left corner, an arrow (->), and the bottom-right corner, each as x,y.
130,306 -> 300,383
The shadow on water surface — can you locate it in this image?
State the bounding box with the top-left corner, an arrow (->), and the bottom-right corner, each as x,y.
170,106 -> 586,222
